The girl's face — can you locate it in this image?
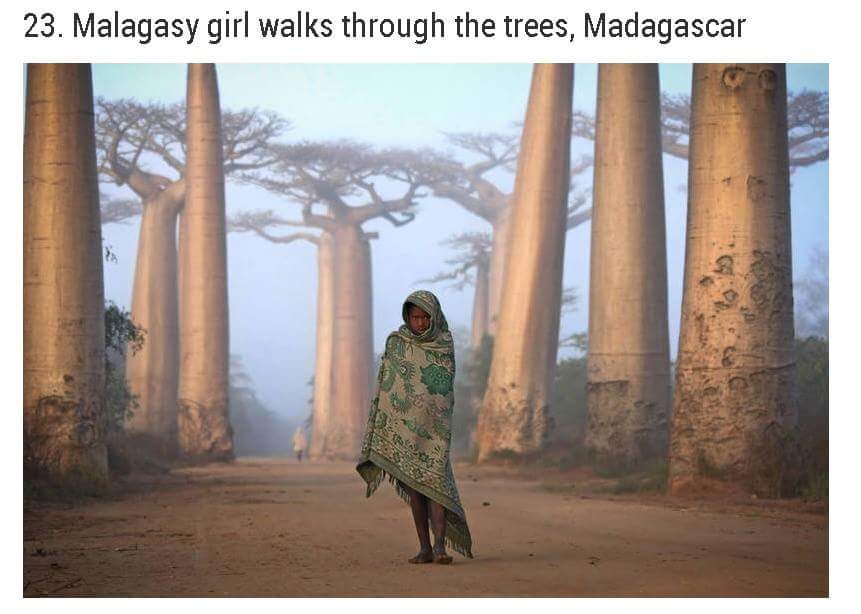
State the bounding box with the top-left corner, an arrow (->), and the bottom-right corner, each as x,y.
407,304 -> 431,335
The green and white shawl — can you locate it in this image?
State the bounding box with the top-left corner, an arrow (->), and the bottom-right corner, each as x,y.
356,290 -> 473,558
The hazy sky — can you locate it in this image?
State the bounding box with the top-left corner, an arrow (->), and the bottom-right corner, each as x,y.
93,64 -> 829,420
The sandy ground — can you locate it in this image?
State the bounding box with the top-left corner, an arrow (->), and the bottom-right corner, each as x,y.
23,457 -> 827,597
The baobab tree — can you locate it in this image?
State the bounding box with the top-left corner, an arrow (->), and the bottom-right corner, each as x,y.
428,134 -> 517,337
584,64 -> 672,467
227,210 -> 337,460
244,141 -> 438,458
417,232 -> 492,348
100,196 -> 142,225
421,233 -> 579,351
424,133 -> 592,336
96,96 -> 285,457
24,64 -> 108,481
177,63 -> 234,461
669,64 -> 797,496
660,88 -> 829,169
573,87 -> 829,171
476,63 -> 574,462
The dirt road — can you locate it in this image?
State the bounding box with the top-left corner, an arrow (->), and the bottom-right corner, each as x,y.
23,458 -> 827,596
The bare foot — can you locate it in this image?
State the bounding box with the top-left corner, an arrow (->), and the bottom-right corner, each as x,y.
408,549 -> 433,564
433,544 -> 452,565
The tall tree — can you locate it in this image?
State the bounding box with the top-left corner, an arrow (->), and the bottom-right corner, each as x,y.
660,89 -> 829,169
227,211 -> 336,459
476,64 -> 574,462
245,141 -> 433,458
310,230 -> 336,458
425,134 -> 592,336
96,99 -> 283,456
573,88 -> 829,171
422,233 -> 580,351
430,134 -> 517,337
178,63 -> 233,461
417,232 -> 492,348
669,64 -> 797,496
24,64 -> 108,480
585,64 -> 671,467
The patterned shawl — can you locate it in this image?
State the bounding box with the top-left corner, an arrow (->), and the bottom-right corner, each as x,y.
356,290 -> 473,558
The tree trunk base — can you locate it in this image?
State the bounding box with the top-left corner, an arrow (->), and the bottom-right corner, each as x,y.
24,394 -> 108,482
670,367 -> 800,497
177,399 -> 234,462
584,378 -> 669,466
476,385 -> 553,463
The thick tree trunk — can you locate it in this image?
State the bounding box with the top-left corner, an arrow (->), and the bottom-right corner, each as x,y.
470,259 -> 490,348
23,64 -> 108,480
585,64 -> 672,466
476,64 -> 573,462
309,231 -> 335,459
125,187 -> 184,457
669,64 -> 797,496
487,204 -> 512,336
177,63 -> 233,461
327,224 -> 374,459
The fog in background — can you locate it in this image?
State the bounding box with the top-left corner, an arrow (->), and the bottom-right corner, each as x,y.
94,63 -> 828,422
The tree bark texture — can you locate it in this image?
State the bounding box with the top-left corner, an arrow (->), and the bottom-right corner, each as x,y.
476,64 -> 573,462
23,64 -> 108,480
125,184 -> 184,457
177,63 -> 233,461
327,224 -> 374,459
487,204 -> 512,336
585,64 -> 672,466
669,64 -> 797,496
470,258 -> 490,349
309,231 -> 336,459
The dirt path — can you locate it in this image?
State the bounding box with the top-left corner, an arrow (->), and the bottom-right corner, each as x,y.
23,458 -> 827,596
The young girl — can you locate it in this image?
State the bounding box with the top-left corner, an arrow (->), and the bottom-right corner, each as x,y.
356,290 -> 473,563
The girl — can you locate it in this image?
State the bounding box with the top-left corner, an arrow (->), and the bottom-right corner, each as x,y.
356,290 -> 473,563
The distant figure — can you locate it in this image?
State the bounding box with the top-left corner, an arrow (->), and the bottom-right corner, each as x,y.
356,290 -> 473,564
292,426 -> 307,462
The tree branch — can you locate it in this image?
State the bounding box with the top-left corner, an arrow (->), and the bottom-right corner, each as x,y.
227,209 -> 320,245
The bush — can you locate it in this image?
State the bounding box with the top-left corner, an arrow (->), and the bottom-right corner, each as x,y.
103,301 -> 145,437
24,463 -> 113,502
550,355 -> 588,447
799,472 -> 828,502
451,334 -> 493,456
793,336 -> 829,500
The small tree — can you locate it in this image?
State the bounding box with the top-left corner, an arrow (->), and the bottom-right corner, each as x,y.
103,301 -> 146,435
795,247 -> 828,339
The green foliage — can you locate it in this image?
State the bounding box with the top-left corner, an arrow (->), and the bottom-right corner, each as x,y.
451,334 -> 493,455
550,354 -> 588,446
799,472 -> 828,502
24,463 -> 113,501
559,331 -> 588,353
796,336 -> 828,435
794,335 -> 829,500
103,301 -> 146,435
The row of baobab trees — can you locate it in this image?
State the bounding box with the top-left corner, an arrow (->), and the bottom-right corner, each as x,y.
24,63 -> 233,479
23,63 -> 827,496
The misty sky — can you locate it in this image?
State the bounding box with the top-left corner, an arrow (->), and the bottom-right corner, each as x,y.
93,64 -> 829,421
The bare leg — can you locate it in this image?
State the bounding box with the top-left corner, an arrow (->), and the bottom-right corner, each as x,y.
429,501 -> 452,564
404,484 -> 432,563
